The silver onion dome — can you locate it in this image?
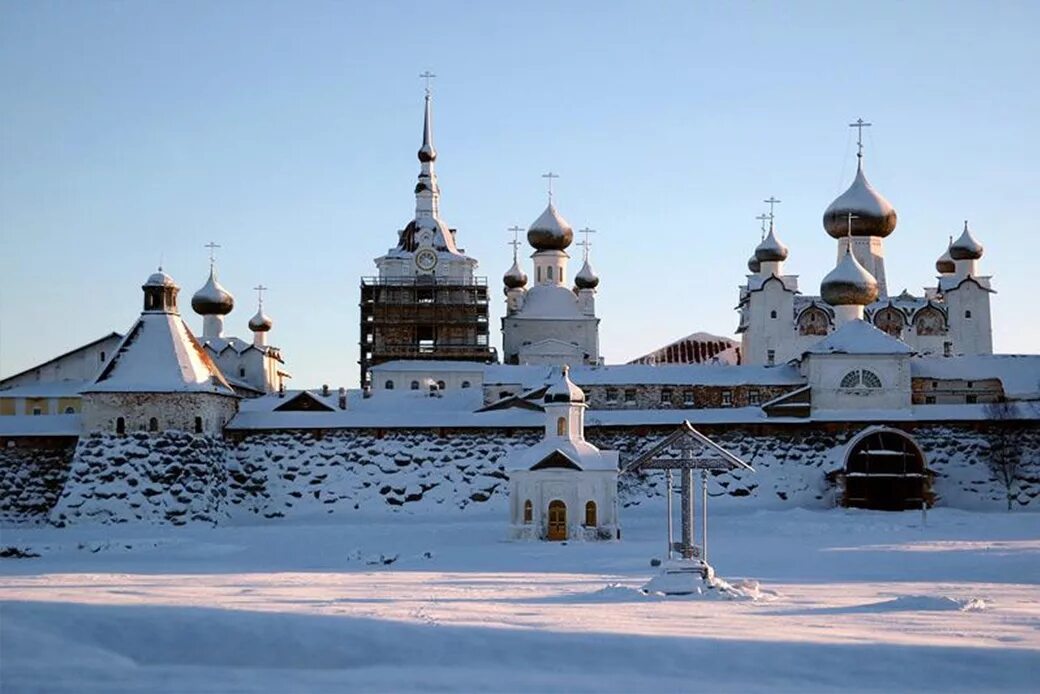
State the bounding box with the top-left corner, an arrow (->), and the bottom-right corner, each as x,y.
949,221 -> 984,261
936,236 -> 955,274
503,258 -> 528,290
754,223 -> 789,262
144,269 -> 177,287
747,254 -> 761,273
191,268 -> 235,316
821,248 -> 879,307
574,258 -> 599,289
822,162 -> 898,239
527,203 -> 574,251
248,307 -> 273,332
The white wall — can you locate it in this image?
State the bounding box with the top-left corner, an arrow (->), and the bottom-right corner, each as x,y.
508,468 -> 618,541
1,334 -> 123,389
807,353 -> 911,413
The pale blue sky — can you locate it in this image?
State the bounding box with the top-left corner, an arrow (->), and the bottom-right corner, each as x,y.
2,1 -> 1037,387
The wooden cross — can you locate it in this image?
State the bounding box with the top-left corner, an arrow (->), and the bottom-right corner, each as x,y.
542,171 -> 559,202
204,241 -> 221,267
849,118 -> 872,158
763,196 -> 781,222
578,227 -> 596,259
755,213 -> 771,240
253,284 -> 268,307
419,71 -> 436,96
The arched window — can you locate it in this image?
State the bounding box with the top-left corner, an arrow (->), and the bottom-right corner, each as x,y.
873,307 -> 904,338
584,501 -> 597,527
840,369 -> 882,389
914,306 -> 947,336
410,381 -> 420,390
965,310 -> 972,319
64,406 -> 75,414
148,417 -> 159,432
116,417 -> 125,435
556,416 -> 567,435
99,351 -> 106,363
437,380 -> 446,390
523,500 -> 533,524
461,380 -> 471,389
194,416 -> 203,434
770,310 -> 777,319
547,266 -> 554,281
385,380 -> 395,390
797,307 -> 830,336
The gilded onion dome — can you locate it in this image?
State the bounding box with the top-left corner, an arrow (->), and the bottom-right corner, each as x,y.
936,236 -> 955,274
822,160 -> 898,239
544,364 -> 585,404
949,220 -> 984,261
754,222 -> 789,262
527,203 -> 574,251
191,267 -> 235,316
248,307 -> 273,332
821,246 -> 879,306
503,258 -> 528,290
574,258 -> 599,289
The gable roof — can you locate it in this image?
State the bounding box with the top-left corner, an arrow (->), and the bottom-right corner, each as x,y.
84,313 -> 235,396
273,390 -> 337,412
802,319 -> 912,357
0,332 -> 122,385
623,421 -> 753,474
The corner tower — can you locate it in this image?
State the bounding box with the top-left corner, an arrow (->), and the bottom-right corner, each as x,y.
359,78 -> 494,387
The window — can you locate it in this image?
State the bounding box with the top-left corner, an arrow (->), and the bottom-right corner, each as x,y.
966,381 -> 973,388
966,394 -> 977,404
523,500 -> 533,524
749,390 -> 761,406
99,351 -> 106,363
770,310 -> 777,319
436,380 -> 446,391
840,369 -> 882,389
944,341 -> 953,357
914,306 -> 947,336
239,367 -> 246,378
461,381 -> 471,389
766,349 -> 775,365
148,417 -> 159,432
683,390 -> 695,406
116,417 -> 126,435
547,266 -> 554,281
925,396 -> 936,404
660,388 -> 673,405
605,388 -> 618,403
873,307 -> 904,338
624,388 -> 637,405
965,310 -> 972,319
537,267 -> 542,282
499,390 -> 512,399
194,416 -> 203,434
411,381 -> 420,391
797,307 -> 829,336
32,407 -> 42,416
556,417 -> 567,436
385,380 -> 395,390
584,500 -> 597,527
64,406 -> 75,414
721,391 -> 732,407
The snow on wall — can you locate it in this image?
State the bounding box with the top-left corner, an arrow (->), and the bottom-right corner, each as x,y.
0,439 -> 76,523
49,432 -> 231,526
2,422 -> 1037,525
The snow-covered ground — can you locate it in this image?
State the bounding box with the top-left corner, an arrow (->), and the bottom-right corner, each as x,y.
2,508 -> 1038,692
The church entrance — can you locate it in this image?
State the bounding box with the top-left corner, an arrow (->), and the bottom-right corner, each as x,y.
843,428 -> 930,511
547,500 -> 567,541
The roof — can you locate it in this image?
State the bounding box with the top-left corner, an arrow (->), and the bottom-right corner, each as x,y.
371,360 -> 488,374
84,313 -> 236,396
802,319 -> 912,356
0,381 -> 86,398
512,284 -> 584,319
0,414 -> 81,437
483,363 -> 805,389
911,355 -> 1040,399
0,332 -> 122,386
506,438 -> 618,472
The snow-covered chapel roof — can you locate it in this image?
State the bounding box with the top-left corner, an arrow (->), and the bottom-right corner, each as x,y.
802,319 -> 912,357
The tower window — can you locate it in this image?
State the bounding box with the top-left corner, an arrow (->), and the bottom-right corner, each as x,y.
770,310 -> 777,319
99,351 -> 106,363
767,349 -> 775,365
32,407 -> 42,416
194,416 -> 203,433
64,406 -> 75,414
116,417 -> 126,435
624,388 -> 637,405
239,367 -> 246,378
605,388 -> 618,403
660,388 -> 673,405
749,390 -> 761,405
556,417 -> 567,436
965,310 -> 972,319
148,417 -> 159,432
547,266 -> 554,281
437,380 -> 446,390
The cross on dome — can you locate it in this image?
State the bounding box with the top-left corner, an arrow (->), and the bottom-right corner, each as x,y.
542,171 -> 559,202
850,118 -> 872,159
253,284 -> 268,307
204,241 -> 221,268
578,227 -> 596,260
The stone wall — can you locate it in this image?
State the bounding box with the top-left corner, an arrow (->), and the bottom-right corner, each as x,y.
81,391 -> 239,436
0,437 -> 77,523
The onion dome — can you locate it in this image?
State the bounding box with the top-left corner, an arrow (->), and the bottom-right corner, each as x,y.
935,236 -> 955,274
191,267 -> 235,316
544,364 -> 585,404
574,258 -> 599,289
822,161 -> 898,239
527,203 -> 574,251
949,220 -> 984,261
754,223 -> 789,262
747,255 -> 761,273
821,247 -> 879,306
248,307 -> 273,332
503,258 -> 528,290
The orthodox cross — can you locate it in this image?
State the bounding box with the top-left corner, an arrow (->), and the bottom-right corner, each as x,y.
849,118 -> 872,159
507,225 -> 524,261
763,196 -> 781,223
204,241 -> 221,268
253,284 -> 268,308
542,171 -> 559,202
755,213 -> 771,240
578,227 -> 596,260
419,71 -> 436,96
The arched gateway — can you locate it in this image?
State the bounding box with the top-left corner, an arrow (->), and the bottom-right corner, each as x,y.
842,427 -> 931,510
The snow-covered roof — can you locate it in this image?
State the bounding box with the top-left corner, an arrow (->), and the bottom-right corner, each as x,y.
484,363 -> 804,388
506,438 -> 618,472
0,332 -> 122,386
0,381 -> 86,398
747,273 -> 798,294
85,313 -> 236,396
513,284 -> 583,319
911,355 -> 1040,399
0,414 -> 81,437
803,320 -> 912,356
938,274 -> 995,294
371,360 -> 488,374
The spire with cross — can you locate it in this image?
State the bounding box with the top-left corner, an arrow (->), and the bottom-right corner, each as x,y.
419,70 -> 436,96
577,227 -> 596,260
204,241 -> 221,269
755,213 -> 771,241
507,225 -> 524,261
542,171 -> 559,203
253,284 -> 268,308
849,118 -> 872,160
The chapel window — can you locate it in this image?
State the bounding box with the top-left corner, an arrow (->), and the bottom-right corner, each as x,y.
767,349 -> 775,365
770,310 -> 777,319
624,388 -> 637,405
461,381 -> 471,389
556,417 -> 567,436
749,390 -> 761,405
683,390 -> 695,406
523,500 -> 533,524
584,500 -> 597,527
411,381 -> 420,391
660,388 -> 673,405
840,369 -> 882,389
385,380 -> 395,390
64,406 -> 75,414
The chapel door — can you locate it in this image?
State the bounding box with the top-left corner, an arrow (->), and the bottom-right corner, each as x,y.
547,500 -> 567,541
